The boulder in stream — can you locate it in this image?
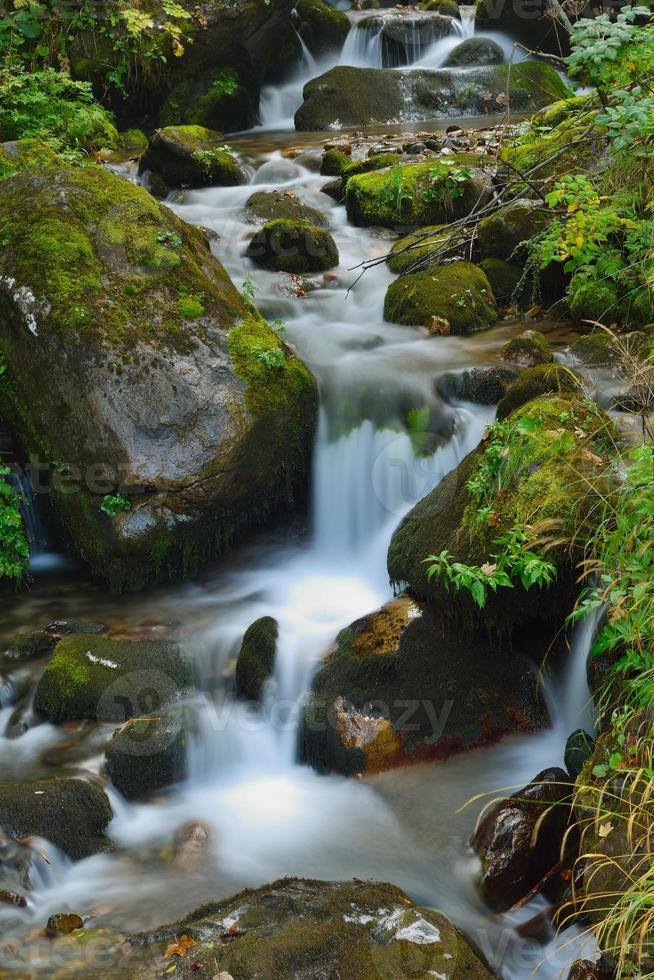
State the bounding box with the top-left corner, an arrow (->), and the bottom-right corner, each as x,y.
243,190 -> 328,227
443,37 -> 504,67
138,126 -> 246,194
0,167 -> 317,590
478,199 -> 550,263
384,261 -> 497,334
495,363 -> 582,420
129,877 -> 495,978
294,0 -> 351,56
246,219 -> 339,273
0,777 -> 112,860
35,635 -> 191,723
235,616 -> 278,703
299,593 -> 545,776
106,711 -> 187,800
294,63 -> 570,130
0,139 -> 62,182
472,766 -> 573,912
501,329 -> 554,368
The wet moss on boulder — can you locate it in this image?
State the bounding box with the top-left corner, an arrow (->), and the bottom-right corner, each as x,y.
159,68 -> 257,134
443,37 -> 504,67
570,331 -> 618,366
300,593 -> 545,777
235,616 -> 278,703
320,148 -> 350,176
341,152 -> 401,183
479,258 -> 523,305
105,711 -> 186,800
478,199 -> 550,263
388,395 -> 615,636
387,225 -> 448,274
501,329 -> 553,368
420,0 -> 460,16
0,167 -> 317,590
346,159 -> 492,230
34,634 -> 191,724
294,0 -> 351,56
246,219 -> 339,273
130,877 -> 495,978
243,190 -> 328,227
0,140 -> 62,181
138,126 -> 246,193
384,261 -> 497,334
0,778 -> 112,860
496,363 -> 582,419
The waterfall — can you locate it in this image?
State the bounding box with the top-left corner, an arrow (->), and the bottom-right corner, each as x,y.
258,28 -> 319,130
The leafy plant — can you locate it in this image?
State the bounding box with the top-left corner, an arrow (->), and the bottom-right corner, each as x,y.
424,524 -> 557,609
422,162 -> 472,211
100,492 -> 131,517
0,464 -> 29,582
252,345 -> 286,369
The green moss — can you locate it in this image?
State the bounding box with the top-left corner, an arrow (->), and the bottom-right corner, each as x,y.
245,218 -> 339,273
341,153 -> 400,182
501,329 -> 553,367
139,126 -> 245,190
479,258 -> 523,305
34,634 -> 191,723
235,616 -> 278,702
345,159 -> 490,229
387,225 -> 447,274
570,331 -> 616,366
294,0 -> 351,54
244,190 -> 327,227
117,129 -> 148,153
478,199 -> 550,262
567,275 -> 621,325
420,0 -> 460,15
496,363 -> 583,420
496,62 -> 570,103
160,68 -> 256,133
0,139 -> 62,181
320,149 -> 350,177
384,261 -> 497,334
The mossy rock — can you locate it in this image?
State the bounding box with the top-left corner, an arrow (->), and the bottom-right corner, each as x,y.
243,190 -> 327,227
346,159 -> 492,230
159,68 -> 257,133
0,167 -> 317,590
300,593 -> 545,777
567,275 -> 621,326
246,219 -> 339,273
235,616 -> 278,703
138,126 -> 245,192
479,258 -> 523,305
129,877 -> 495,978
0,139 -> 62,181
443,38 -> 504,67
320,149 -> 350,176
570,331 -> 617,366
105,711 -> 186,800
387,225 -> 448,274
496,363 -> 582,419
341,153 -> 401,183
0,778 -> 112,860
1,628 -> 56,664
295,66 -> 407,131
117,129 -> 148,154
475,0 -> 571,55
420,0 -> 460,16
387,394 -> 615,636
34,634 -> 191,723
478,199 -> 550,262
564,728 -> 595,779
294,0 -> 351,56
384,261 -> 497,334
534,93 -> 600,130
501,328 -> 553,368
437,365 -> 518,405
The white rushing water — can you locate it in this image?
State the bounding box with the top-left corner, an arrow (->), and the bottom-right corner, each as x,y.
0,141 -> 600,976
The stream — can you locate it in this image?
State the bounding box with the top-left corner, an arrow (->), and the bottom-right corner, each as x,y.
0,8 -> 603,977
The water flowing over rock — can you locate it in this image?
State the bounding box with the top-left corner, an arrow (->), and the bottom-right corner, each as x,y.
299,593 -> 545,776
295,63 -> 570,129
0,168 -> 317,590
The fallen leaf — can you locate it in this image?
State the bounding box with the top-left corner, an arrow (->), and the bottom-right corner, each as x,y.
598,822 -> 614,839
164,934 -> 197,958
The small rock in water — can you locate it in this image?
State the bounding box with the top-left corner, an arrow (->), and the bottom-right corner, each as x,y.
46,912 -> 84,936
567,960 -> 612,980
403,142 -> 426,154
424,138 -> 441,151
564,729 -> 595,779
0,889 -> 27,907
425,315 -> 451,336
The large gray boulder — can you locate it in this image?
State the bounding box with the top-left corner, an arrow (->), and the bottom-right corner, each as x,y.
295,63 -> 570,129
0,168 -> 317,590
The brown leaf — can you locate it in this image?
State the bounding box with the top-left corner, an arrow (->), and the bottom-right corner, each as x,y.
164,934 -> 197,958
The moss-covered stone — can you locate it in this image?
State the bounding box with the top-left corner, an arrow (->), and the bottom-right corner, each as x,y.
130,877 -> 495,978
246,219 -> 339,273
159,68 -> 257,133
243,190 -> 327,227
496,363 -> 582,419
567,275 -> 621,326
105,712 -> 186,800
341,153 -> 401,183
387,225 -> 448,274
420,0 -> 460,15
294,0 -> 351,56
34,634 -> 191,723
235,616 -> 278,703
1,628 -> 56,664
117,129 -> 148,154
437,365 -> 518,405
138,126 -> 245,192
300,593 -> 545,776
346,159 -> 491,230
564,728 -> 594,779
479,258 -> 523,305
320,148 -> 350,176
387,395 -> 615,636
0,167 -> 317,590
570,331 -> 617,366
501,328 -> 553,368
0,139 -> 62,181
478,199 -> 550,262
384,261 -> 497,334
0,777 -> 112,860
443,37 -> 504,67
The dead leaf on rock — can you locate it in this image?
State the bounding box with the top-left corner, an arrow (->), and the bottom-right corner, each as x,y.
598,821 -> 614,838
164,934 -> 197,958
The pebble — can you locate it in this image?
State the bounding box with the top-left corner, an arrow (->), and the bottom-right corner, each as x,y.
46,912 -> 84,936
